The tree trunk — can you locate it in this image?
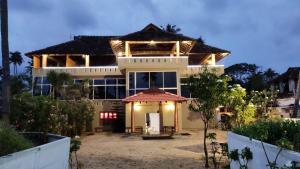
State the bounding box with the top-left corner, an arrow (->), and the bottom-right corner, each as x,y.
1,0 -> 11,121
292,71 -> 300,118
203,122 -> 209,168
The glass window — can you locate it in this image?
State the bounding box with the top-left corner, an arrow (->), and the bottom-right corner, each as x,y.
94,79 -> 105,85
164,89 -> 177,95
106,79 -> 116,85
42,77 -> 50,84
74,79 -> 83,84
150,72 -> 163,88
164,72 -> 177,88
129,72 -> 135,89
89,86 -> 93,99
33,85 -> 41,96
106,86 -> 117,99
94,86 -> 105,99
41,85 -> 51,96
180,78 -> 188,84
129,90 -> 135,96
34,77 -> 42,84
136,72 -> 149,88
118,86 -> 126,99
118,78 -> 126,85
181,85 -> 190,98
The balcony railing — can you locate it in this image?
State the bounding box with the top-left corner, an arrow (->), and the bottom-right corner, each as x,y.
117,56 -> 188,69
32,66 -> 122,77
182,65 -> 225,76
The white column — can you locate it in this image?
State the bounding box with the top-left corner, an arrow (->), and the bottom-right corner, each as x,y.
42,54 -> 48,67
210,54 -> 216,65
125,41 -> 129,57
176,41 -> 180,57
85,55 -> 90,67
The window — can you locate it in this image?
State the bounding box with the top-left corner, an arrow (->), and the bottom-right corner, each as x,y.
128,72 -> 177,95
136,72 -> 149,88
150,72 -> 163,88
164,72 -> 176,88
90,78 -> 126,100
180,78 -> 191,98
33,77 -> 51,96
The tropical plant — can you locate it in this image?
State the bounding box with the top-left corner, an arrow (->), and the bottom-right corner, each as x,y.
292,71 -> 300,118
187,68 -> 230,168
160,24 -> 181,33
207,132 -> 229,169
9,51 -> 23,74
0,121 -> 33,156
46,71 -> 72,99
10,93 -> 94,137
69,138 -> 82,169
250,89 -> 278,117
1,0 -> 11,121
226,84 -> 256,127
229,147 -> 253,169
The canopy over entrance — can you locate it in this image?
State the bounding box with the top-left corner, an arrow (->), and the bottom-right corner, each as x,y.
122,88 -> 188,134
122,88 -> 188,103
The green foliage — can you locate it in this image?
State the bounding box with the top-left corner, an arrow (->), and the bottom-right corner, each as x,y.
225,63 -> 278,92
250,90 -> 278,117
226,84 -> 256,127
46,71 -> 72,99
10,93 -> 94,137
229,147 -> 253,169
207,132 -> 229,169
0,121 -> 33,156
187,68 -> 230,167
232,119 -> 300,152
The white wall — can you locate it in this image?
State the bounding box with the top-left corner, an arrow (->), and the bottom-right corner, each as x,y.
228,132 -> 300,169
0,134 -> 70,169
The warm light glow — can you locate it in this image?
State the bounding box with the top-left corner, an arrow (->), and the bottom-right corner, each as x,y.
112,40 -> 121,44
134,104 -> 141,111
182,41 -> 191,45
118,52 -> 123,56
166,104 -> 175,111
149,40 -> 155,45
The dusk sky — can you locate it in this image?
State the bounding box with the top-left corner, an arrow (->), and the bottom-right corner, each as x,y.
3,0 -> 300,73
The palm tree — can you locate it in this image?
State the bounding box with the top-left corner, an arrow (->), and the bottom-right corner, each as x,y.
25,60 -> 33,75
9,51 -> 23,74
46,71 -> 72,99
160,24 -> 181,34
1,0 -> 11,120
293,71 -> 300,118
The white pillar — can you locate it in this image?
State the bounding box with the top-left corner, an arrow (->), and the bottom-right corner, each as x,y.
125,41 -> 129,57
176,41 -> 180,57
42,54 -> 48,67
210,54 -> 216,65
85,55 -> 89,67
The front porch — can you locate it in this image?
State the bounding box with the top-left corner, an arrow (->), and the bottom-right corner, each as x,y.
122,88 -> 188,134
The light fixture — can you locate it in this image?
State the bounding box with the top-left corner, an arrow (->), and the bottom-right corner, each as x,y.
118,52 -> 123,56
166,104 -> 175,111
149,40 -> 155,45
134,104 -> 141,111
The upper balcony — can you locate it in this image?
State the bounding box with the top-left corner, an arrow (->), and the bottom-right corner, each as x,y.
182,65 -> 225,76
32,66 -> 122,77
117,56 -> 188,69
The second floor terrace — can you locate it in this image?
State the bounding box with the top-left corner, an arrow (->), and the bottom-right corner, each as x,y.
27,23 -> 230,76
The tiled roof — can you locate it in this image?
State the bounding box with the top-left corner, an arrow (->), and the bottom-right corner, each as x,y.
122,88 -> 188,103
272,67 -> 300,82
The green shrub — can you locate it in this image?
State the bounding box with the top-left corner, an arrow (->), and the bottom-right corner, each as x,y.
0,122 -> 33,156
232,119 -> 300,152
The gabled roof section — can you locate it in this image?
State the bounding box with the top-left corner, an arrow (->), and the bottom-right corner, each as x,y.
116,23 -> 195,41
272,67 -> 300,82
190,42 -> 230,54
26,36 -> 116,57
122,88 -> 188,103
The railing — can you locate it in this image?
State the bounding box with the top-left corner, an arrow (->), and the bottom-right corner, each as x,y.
32,66 -> 122,76
183,65 -> 225,75
117,56 -> 188,69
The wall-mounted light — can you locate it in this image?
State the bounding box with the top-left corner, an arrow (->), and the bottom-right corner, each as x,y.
134,104 -> 141,111
149,40 -> 155,45
166,104 -> 175,111
118,52 -> 123,56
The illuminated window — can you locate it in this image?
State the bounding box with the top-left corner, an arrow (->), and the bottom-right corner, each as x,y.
100,112 -> 118,120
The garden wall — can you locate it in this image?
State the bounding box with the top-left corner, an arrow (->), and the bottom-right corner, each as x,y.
0,134 -> 70,169
228,131 -> 300,169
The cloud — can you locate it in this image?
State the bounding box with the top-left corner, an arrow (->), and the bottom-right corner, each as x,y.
2,0 -> 300,73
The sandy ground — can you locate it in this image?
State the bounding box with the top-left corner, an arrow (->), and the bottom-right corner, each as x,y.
75,130 -> 227,169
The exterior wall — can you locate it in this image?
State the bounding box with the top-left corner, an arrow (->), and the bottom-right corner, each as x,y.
32,56 -> 225,132
181,101 -> 204,130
